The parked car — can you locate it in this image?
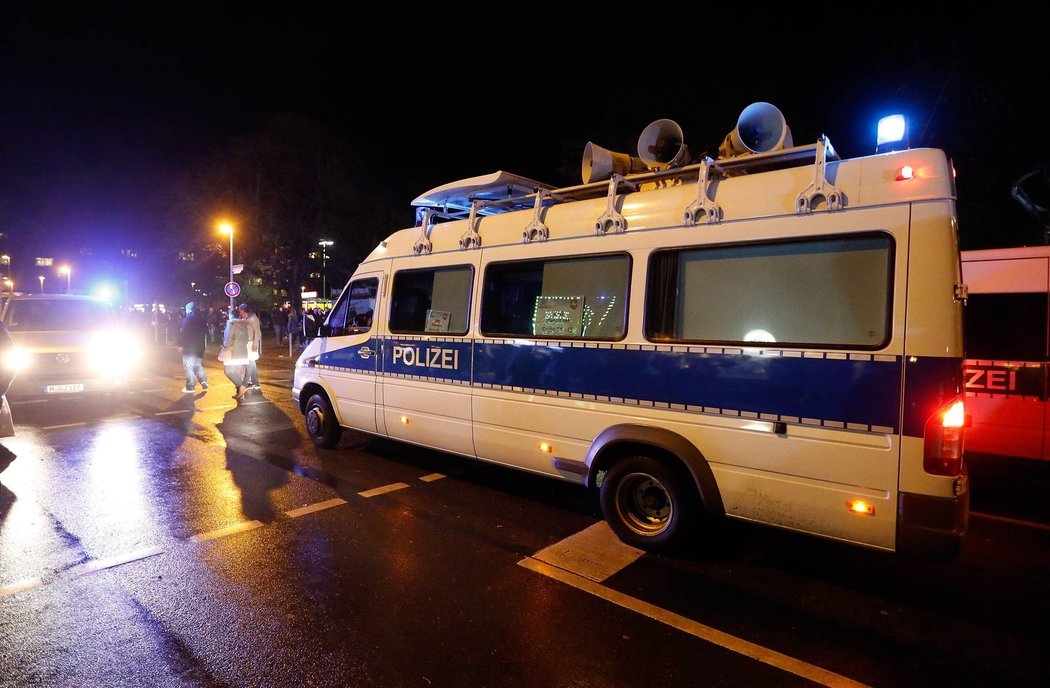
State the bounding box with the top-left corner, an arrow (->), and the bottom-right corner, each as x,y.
0,294 -> 143,399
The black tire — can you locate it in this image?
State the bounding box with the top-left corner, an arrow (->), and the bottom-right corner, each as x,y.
599,455 -> 697,553
305,392 -> 342,448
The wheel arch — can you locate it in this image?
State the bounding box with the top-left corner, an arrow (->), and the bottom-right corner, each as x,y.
298,380 -> 339,421
586,424 -> 725,518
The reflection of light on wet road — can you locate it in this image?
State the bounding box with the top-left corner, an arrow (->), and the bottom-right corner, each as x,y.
88,424 -> 147,523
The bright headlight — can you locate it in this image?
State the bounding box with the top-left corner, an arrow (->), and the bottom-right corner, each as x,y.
3,347 -> 30,372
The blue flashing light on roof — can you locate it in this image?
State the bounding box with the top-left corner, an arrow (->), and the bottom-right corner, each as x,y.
876,114 -> 908,153
94,283 -> 116,302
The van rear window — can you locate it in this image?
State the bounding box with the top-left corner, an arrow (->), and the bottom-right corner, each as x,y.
645,234 -> 893,349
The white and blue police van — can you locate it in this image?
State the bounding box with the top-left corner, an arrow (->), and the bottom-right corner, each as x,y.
293,103 -> 969,558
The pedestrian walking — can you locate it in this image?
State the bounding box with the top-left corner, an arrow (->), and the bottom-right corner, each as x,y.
238,303 -> 262,390
206,306 -> 220,345
219,310 -> 253,401
272,306 -> 286,345
287,307 -> 301,347
177,300 -> 209,393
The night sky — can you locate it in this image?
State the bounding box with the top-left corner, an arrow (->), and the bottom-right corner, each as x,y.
3,5 -> 1050,294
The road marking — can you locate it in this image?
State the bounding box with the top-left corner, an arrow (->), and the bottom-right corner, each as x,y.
286,498 -> 347,518
971,510 -> 1050,531
70,546 -> 166,576
532,522 -> 644,582
42,422 -> 87,430
190,520 -> 264,542
140,387 -> 167,393
420,473 -> 445,482
199,404 -> 235,411
155,409 -> 193,416
11,399 -> 47,405
0,577 -> 43,598
102,414 -> 140,422
518,557 -> 870,688
359,482 -> 410,498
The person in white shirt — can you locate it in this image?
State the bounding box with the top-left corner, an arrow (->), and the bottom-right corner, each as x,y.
237,303 -> 262,390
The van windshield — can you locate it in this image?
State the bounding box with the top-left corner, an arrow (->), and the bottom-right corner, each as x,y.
3,299 -> 117,332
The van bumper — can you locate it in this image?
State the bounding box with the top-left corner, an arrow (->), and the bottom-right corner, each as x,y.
896,484 -> 969,560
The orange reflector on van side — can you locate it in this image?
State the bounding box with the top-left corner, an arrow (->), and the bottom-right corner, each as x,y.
847,500 -> 875,516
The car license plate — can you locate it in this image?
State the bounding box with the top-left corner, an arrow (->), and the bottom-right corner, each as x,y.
45,384 -> 85,394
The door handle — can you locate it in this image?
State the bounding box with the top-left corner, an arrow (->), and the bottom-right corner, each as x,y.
358,346 -> 375,359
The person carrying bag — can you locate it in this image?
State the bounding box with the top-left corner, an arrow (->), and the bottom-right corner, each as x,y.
220,310 -> 252,400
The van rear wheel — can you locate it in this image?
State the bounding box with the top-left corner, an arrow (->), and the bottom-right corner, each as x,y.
305,393 -> 342,448
600,455 -> 695,553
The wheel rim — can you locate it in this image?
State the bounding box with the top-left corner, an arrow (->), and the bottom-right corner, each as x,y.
306,405 -> 324,437
615,471 -> 672,536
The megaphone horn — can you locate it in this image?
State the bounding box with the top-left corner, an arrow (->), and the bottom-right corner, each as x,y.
582,142 -> 647,184
719,102 -> 793,158
637,119 -> 689,169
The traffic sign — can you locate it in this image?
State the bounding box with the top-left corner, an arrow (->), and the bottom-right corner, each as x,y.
224,281 -> 241,298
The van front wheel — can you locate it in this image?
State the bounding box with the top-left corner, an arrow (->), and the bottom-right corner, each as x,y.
305,393 -> 342,448
600,456 -> 695,553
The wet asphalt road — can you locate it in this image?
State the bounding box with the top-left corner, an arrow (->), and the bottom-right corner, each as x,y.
1,341 -> 1049,687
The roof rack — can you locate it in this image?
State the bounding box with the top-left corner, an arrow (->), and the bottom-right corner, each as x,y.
410,136 -> 843,253
413,139 -> 840,221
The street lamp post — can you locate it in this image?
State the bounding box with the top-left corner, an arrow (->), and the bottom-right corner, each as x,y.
220,222 -> 234,313
59,265 -> 72,293
38,275 -> 45,292
318,239 -> 334,299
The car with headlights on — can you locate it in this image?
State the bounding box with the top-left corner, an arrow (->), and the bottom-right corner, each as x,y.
0,294 -> 143,399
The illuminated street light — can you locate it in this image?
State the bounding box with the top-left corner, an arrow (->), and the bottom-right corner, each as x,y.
318,239 -> 334,299
58,265 -> 72,293
2,279 -> 12,292
219,221 -> 234,313
38,275 -> 45,292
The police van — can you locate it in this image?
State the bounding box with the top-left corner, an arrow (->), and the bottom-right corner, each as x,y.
961,245 -> 1050,461
293,102 -> 969,558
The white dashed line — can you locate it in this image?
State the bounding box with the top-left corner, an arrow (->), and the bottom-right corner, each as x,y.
70,546 -> 166,576
286,498 -> 347,518
0,577 -> 44,598
358,482 -> 410,498
42,422 -> 88,430
190,521 -> 264,542
419,473 -> 445,482
155,409 -> 193,416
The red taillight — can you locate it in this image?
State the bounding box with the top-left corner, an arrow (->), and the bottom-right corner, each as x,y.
924,399 -> 965,476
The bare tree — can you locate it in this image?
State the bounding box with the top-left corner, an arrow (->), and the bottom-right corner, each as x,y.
163,114 -> 371,309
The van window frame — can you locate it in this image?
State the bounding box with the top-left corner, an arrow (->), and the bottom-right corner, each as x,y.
388,264 -> 474,336
644,232 -> 896,350
479,251 -> 632,341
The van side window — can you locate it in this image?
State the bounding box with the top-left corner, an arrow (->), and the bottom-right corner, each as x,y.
646,235 -> 893,348
480,254 -> 629,340
389,266 -> 472,335
326,278 -> 378,336
964,292 -> 1048,361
